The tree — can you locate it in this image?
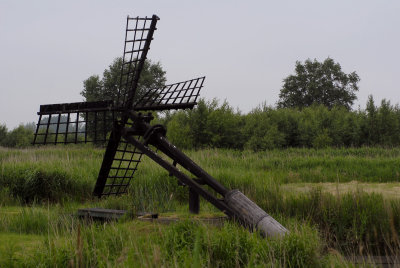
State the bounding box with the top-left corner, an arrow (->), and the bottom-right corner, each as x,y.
81,57 -> 166,104
0,124 -> 7,145
80,57 -> 166,142
166,99 -> 244,149
365,95 -> 379,145
278,58 -> 360,110
2,125 -> 33,147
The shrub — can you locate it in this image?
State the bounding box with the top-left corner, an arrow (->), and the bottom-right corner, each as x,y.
3,167 -> 87,203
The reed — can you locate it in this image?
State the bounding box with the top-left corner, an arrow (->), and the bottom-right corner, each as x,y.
1,145 -> 399,265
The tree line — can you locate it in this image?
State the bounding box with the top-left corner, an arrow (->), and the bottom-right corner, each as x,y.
2,95 -> 400,150
2,57 -> 397,149
0,123 -> 35,148
161,96 -> 400,150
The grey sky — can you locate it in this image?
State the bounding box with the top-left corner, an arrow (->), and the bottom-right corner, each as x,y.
1,0 -> 399,129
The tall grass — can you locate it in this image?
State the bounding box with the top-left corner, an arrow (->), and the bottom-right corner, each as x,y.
2,146 -> 400,204
1,146 -> 400,256
0,207 -> 347,267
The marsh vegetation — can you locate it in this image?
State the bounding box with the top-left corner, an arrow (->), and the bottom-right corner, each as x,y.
0,146 -> 399,266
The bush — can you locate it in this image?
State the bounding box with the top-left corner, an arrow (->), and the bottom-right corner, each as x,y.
0,124 -> 7,145
2,167 -> 87,203
165,96 -> 400,150
1,125 -> 33,148
166,99 -> 244,149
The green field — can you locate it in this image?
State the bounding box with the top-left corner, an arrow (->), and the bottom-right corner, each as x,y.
1,146 -> 399,266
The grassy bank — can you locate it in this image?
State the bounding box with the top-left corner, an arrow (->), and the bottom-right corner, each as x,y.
0,206 -> 347,267
1,146 -> 400,264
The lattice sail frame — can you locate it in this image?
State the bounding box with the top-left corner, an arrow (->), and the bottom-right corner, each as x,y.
32,14 -> 205,198
117,16 -> 159,109
95,122 -> 144,197
33,101 -> 114,144
134,77 -> 205,111
92,15 -> 159,197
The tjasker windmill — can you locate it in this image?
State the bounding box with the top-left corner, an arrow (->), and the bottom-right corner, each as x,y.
33,15 -> 287,237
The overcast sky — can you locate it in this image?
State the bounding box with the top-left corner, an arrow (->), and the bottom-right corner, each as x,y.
1,0 -> 399,129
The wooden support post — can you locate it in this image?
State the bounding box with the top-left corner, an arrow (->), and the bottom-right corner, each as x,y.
189,187 -> 200,214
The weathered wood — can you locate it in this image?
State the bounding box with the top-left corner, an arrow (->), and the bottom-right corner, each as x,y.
189,187 -> 200,214
38,100 -> 113,115
138,216 -> 227,226
224,189 -> 288,238
77,208 -> 128,220
347,255 -> 400,267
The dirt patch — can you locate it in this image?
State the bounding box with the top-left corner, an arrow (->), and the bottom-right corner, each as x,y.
282,181 -> 400,199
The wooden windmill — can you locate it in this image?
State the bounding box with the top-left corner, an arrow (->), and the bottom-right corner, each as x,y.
33,15 -> 287,237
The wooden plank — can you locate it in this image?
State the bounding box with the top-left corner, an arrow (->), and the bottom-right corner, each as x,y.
77,208 -> 128,220
347,255 -> 400,266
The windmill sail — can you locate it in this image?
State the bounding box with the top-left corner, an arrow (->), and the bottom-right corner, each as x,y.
93,15 -> 159,197
33,100 -> 114,145
133,77 -> 205,111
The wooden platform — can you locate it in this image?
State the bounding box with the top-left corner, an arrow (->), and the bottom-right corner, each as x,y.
77,208 -> 226,225
77,208 -> 159,221
77,208 -> 128,220
138,216 -> 228,226
347,255 -> 400,267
